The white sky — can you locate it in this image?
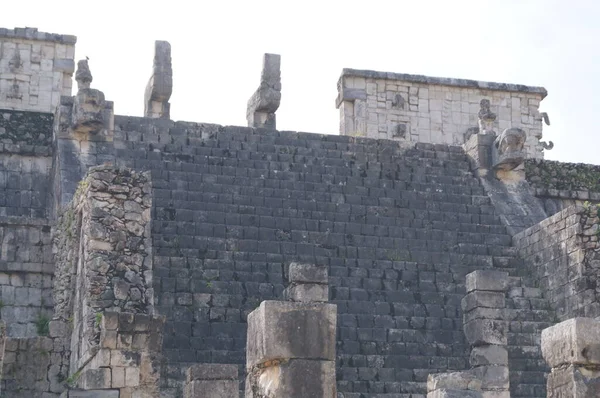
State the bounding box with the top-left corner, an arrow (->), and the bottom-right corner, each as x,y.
3,0 -> 599,164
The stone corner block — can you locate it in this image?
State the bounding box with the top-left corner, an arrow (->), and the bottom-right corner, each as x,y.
285,284 -> 329,303
542,317 -> 600,368
246,301 -> 336,368
466,270 -> 509,293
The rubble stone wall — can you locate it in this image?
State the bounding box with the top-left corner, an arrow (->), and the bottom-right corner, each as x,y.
337,69 -> 548,158
514,205 -> 600,321
51,165 -> 153,374
0,27 -> 75,113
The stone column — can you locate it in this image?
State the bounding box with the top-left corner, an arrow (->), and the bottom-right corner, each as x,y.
246,53 -> 281,130
245,263 -> 336,398
462,270 -> 510,398
184,364 -> 238,398
542,318 -> 600,397
144,41 -> 173,119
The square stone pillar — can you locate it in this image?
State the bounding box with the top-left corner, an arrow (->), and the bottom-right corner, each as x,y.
542,318 -> 600,397
184,364 -> 238,398
245,263 -> 336,398
462,270 -> 510,398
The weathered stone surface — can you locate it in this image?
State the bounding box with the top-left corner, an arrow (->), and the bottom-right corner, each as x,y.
246,300 -> 336,368
186,363 -> 238,381
247,53 -> 281,129
75,59 -> 93,90
542,318 -> 600,367
427,371 -> 482,391
471,365 -> 510,390
427,389 -> 483,398
466,270 -> 509,293
65,390 -> 120,397
185,379 -> 239,398
285,283 -> 328,303
144,40 -> 172,119
470,345 -> 509,366
493,127 -> 526,171
288,263 -> 328,284
462,291 -> 506,312
464,319 -> 507,346
246,359 -> 336,398
547,364 -> 600,398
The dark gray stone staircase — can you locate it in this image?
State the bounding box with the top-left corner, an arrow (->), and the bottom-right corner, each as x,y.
113,118 -> 552,397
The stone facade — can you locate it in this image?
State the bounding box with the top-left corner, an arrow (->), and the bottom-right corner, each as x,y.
337,69 -> 550,159
1,25 -> 600,398
0,27 -> 75,112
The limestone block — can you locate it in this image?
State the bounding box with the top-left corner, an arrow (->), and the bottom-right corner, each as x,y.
547,364 -> 600,397
427,371 -> 482,391
186,363 -> 238,381
427,390 -> 483,398
470,345 -> 509,366
66,391 -> 120,397
285,284 -> 328,303
246,301 -> 336,368
245,359 -> 336,398
464,319 -> 507,346
247,53 -> 281,129
185,380 -> 239,398
471,365 -> 509,390
79,368 -> 112,389
461,291 -> 505,312
288,263 -> 328,284
466,270 -> 509,293
542,318 -> 600,368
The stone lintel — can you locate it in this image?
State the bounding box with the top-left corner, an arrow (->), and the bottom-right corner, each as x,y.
339,68 -> 548,98
0,27 -> 77,44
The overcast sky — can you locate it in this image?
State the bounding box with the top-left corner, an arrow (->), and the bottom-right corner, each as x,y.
3,0 -> 598,164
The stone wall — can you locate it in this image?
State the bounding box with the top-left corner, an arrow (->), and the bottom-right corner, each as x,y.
514,205 -> 600,321
525,159 -> 600,215
0,27 -> 75,113
336,69 -> 548,158
51,165 -> 153,374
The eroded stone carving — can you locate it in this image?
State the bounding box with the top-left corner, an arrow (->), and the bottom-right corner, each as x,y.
75,59 -> 93,90
493,127 -> 526,171
478,99 -> 496,135
247,53 -> 281,130
391,94 -> 405,109
144,41 -> 172,119
72,59 -> 107,134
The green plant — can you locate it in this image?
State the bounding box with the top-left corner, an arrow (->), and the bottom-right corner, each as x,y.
95,312 -> 103,327
35,314 -> 50,336
0,300 -> 5,310
66,369 -> 82,387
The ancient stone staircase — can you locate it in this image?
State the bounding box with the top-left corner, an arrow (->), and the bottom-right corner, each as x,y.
113,120 -> 553,397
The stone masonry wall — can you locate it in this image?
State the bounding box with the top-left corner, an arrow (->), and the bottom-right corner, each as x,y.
51,165 -> 153,374
337,69 -> 548,158
514,205 -> 600,321
525,159 -> 600,216
0,108 -> 56,337
0,27 -> 75,113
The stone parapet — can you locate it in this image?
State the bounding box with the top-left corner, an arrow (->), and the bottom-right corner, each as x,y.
0,27 -> 75,112
336,68 -> 549,158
